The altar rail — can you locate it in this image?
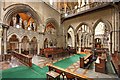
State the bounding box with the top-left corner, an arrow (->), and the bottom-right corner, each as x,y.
12,51 -> 32,67
47,64 -> 92,80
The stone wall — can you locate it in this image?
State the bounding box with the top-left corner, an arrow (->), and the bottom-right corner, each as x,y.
62,6 -> 116,53
0,1 -> 63,49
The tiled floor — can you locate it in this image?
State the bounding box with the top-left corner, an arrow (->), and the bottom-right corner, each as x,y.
32,54 -> 73,68
1,54 -> 119,78
0,56 -> 24,70
0,54 -> 72,70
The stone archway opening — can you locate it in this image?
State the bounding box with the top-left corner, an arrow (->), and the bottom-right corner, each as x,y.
94,21 -> 110,49
8,35 -> 19,52
21,36 -> 30,55
3,4 -> 41,32
67,27 -> 75,48
76,24 -> 92,52
95,38 -> 102,48
30,37 -> 37,55
44,23 -> 57,48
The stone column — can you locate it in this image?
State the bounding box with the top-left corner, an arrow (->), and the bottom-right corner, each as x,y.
110,32 -> 112,54
74,34 -> 77,49
83,36 -> 85,48
0,24 -> 2,55
92,33 -> 95,48
19,42 -> 21,54
19,18 -> 22,28
92,33 -> 95,54
12,16 -> 17,27
79,34 -> 81,53
3,27 -> 7,54
24,20 -> 27,29
37,42 -> 40,55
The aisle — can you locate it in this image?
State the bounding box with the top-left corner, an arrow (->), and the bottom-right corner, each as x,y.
53,54 -> 86,69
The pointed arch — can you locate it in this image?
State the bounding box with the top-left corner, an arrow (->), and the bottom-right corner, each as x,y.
75,22 -> 92,33
30,37 -> 37,55
44,18 -> 59,34
21,36 -> 30,42
31,37 -> 37,42
66,25 -> 75,47
3,3 -> 42,27
7,33 -> 20,42
67,25 -> 75,33
93,19 -> 112,33
8,34 -> 19,51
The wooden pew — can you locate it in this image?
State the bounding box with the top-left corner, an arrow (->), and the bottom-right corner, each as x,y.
12,51 -> 32,67
40,48 -> 72,58
95,58 -> 106,73
111,52 -> 120,77
47,64 -> 92,80
80,53 -> 93,68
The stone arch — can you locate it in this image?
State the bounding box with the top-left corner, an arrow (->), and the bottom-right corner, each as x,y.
75,23 -> 92,52
67,25 -> 75,34
93,19 -> 112,33
30,37 -> 37,55
7,33 -> 20,42
21,35 -> 30,42
31,37 -> 37,42
44,18 -> 59,34
8,34 -> 19,51
3,3 -> 42,27
67,25 -> 75,47
21,36 -> 30,53
44,18 -> 58,47
75,22 -> 92,34
92,19 -> 112,50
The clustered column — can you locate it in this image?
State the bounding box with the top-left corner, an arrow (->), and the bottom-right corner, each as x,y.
3,26 -> 7,54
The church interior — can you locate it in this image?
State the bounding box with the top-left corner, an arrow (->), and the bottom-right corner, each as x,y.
0,0 -> 120,79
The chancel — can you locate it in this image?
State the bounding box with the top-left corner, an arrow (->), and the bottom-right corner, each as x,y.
0,0 -> 120,80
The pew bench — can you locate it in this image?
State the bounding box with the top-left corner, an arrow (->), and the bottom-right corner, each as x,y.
40,48 -> 75,58
111,53 -> 120,77
47,64 -> 92,80
80,53 -> 93,68
95,58 -> 106,73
